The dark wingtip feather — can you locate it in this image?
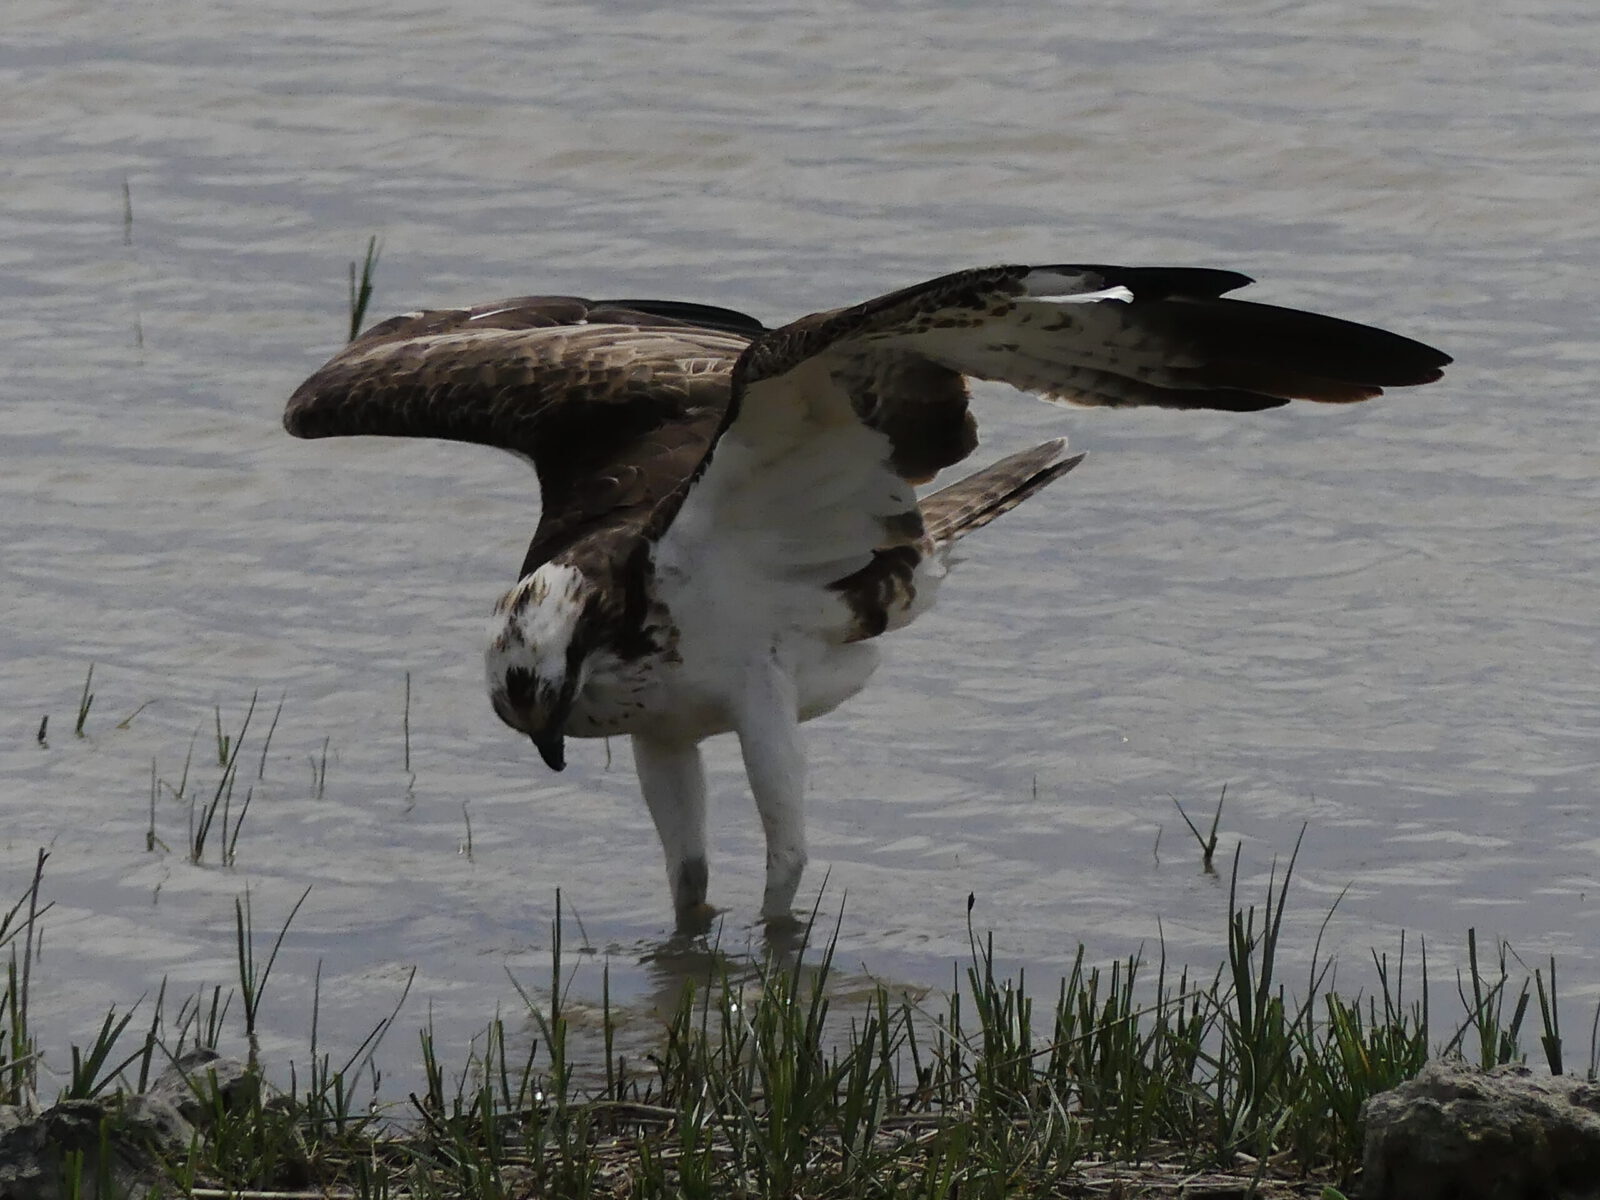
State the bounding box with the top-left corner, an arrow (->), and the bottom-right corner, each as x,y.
1052,265 -> 1255,300
1150,297 -> 1451,392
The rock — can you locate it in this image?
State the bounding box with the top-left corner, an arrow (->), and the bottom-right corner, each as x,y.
147,1048 -> 257,1127
1361,1059 -> 1600,1200
121,1094 -> 196,1155
0,1052 -> 297,1199
0,1059 -> 234,1200
0,1097 -> 168,1200
0,1106 -> 36,1138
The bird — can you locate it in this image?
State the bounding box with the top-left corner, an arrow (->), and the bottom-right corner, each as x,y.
284,261 -> 1449,931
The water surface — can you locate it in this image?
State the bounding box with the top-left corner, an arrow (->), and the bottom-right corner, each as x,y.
4,0 -> 1597,1089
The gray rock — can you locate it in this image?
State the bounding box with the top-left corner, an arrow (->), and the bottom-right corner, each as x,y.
0,1097 -> 165,1200
0,1106 -> 36,1138
120,1094 -> 195,1156
0,1052 -> 262,1199
147,1049 -> 257,1128
1362,1059 -> 1600,1200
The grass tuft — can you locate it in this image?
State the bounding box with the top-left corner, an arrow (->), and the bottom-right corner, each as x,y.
310,735 -> 331,799
348,235 -> 382,342
1171,784 -> 1226,873
75,663 -> 96,737
1447,926 -> 1532,1068
2,815 -> 1596,1197
257,690 -> 287,780
188,693 -> 259,865
64,1005 -> 144,1100
235,885 -> 313,1047
403,671 -> 413,776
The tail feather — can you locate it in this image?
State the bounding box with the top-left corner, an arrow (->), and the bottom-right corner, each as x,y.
922,439 -> 1085,547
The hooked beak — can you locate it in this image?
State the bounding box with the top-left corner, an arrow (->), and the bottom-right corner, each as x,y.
531,727 -> 566,772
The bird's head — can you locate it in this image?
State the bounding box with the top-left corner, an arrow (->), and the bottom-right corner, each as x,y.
485,562 -> 597,772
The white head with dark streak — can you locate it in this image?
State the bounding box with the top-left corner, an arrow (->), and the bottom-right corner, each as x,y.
486,562 -> 595,771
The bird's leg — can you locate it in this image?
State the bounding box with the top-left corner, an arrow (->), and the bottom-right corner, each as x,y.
631,735 -> 713,933
736,653 -> 808,925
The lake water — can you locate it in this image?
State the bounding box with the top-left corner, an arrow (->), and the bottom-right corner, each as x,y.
5,0 -> 1598,1091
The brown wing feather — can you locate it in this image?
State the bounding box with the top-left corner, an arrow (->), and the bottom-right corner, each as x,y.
285,297 -> 755,572
921,440 -> 1086,546
734,263 -> 1450,438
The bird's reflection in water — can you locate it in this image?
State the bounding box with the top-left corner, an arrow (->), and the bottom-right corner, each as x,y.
635,911 -> 824,1026
504,910 -> 930,1097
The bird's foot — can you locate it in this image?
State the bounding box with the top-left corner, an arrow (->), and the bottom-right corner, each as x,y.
759,908 -> 814,953
673,901 -> 720,937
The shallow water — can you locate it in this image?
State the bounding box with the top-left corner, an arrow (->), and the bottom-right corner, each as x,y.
4,0 -> 1598,1090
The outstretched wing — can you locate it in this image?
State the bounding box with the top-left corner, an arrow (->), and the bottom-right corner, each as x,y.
663,262 -> 1449,633
284,296 -> 763,573
739,262 -> 1450,418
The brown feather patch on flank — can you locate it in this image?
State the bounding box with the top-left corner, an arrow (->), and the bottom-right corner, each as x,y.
828,544 -> 923,642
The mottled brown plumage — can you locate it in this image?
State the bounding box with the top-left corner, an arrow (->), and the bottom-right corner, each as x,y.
286,297 -> 756,575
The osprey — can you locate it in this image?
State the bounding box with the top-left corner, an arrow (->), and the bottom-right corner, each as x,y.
285,262 -> 1449,930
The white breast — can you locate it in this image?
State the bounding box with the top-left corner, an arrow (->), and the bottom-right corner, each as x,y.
568,561 -> 886,744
